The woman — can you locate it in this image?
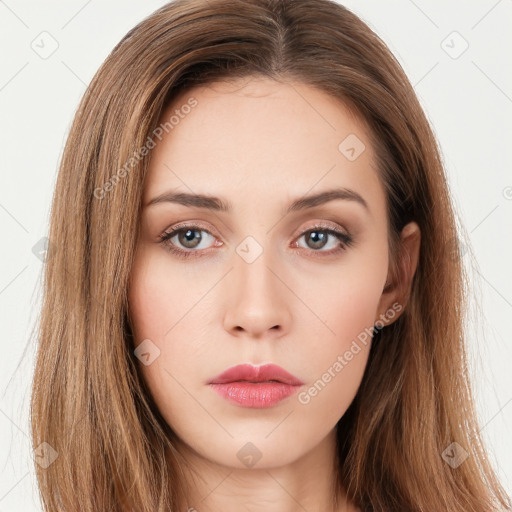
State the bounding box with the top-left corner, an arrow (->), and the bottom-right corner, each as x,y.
30,0 -> 511,510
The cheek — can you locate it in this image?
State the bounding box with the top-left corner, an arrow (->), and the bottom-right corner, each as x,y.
322,269 -> 383,347
296,235 -> 387,353
127,246 -> 212,428
291,239 -> 387,414
128,245 -> 202,341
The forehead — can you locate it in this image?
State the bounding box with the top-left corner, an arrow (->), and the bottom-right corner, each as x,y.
143,76 -> 385,218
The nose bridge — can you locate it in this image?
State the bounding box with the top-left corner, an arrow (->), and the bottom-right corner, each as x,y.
234,234 -> 279,302
223,234 -> 290,335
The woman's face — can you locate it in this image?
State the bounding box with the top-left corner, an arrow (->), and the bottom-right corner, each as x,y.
128,76 -> 401,469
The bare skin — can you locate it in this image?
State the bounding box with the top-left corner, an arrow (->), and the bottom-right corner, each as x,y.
127,76 -> 420,512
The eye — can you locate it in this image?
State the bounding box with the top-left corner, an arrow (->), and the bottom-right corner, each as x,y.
158,224 -> 219,259
293,224 -> 354,256
158,222 -> 354,259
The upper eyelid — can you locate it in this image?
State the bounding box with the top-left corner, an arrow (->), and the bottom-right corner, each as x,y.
162,219 -> 348,237
160,221 -> 350,245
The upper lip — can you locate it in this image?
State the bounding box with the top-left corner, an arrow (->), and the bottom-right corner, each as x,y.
209,363 -> 304,386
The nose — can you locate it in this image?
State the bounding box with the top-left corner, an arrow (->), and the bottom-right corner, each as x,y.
222,248 -> 292,339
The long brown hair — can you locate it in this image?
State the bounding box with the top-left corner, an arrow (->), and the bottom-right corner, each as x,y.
30,0 -> 511,510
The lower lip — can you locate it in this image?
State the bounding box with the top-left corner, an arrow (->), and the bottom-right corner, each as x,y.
209,381 -> 301,408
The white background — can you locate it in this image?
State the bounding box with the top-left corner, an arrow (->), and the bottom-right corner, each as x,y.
0,0 -> 511,509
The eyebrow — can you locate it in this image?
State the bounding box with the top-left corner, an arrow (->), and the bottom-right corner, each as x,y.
145,187 -> 369,214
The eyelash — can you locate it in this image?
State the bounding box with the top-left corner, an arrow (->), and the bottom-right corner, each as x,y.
158,222 -> 354,260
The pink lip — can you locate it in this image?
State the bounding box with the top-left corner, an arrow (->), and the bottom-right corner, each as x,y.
208,363 -> 304,409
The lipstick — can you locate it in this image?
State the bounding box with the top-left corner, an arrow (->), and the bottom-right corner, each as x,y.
208,363 -> 304,408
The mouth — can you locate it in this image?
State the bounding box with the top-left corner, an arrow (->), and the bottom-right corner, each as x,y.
209,363 -> 304,386
208,363 -> 304,408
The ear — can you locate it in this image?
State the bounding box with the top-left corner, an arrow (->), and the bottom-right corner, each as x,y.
375,221 -> 421,327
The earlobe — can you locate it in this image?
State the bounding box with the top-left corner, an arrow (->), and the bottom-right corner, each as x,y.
375,221 -> 421,327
